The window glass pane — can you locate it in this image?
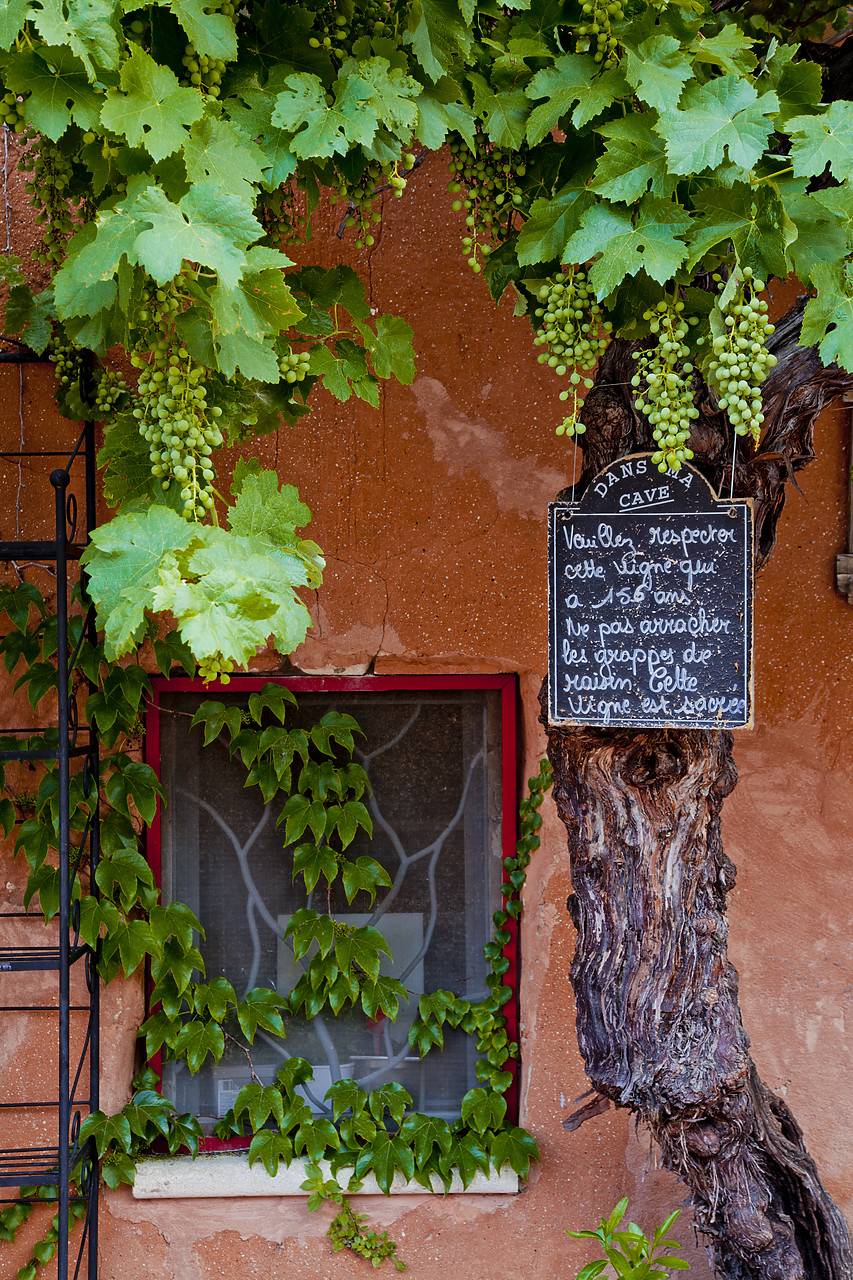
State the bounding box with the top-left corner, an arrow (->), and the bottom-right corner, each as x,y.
156,685 -> 506,1123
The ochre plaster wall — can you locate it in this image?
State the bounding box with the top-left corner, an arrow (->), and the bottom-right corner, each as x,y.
1,147 -> 851,1280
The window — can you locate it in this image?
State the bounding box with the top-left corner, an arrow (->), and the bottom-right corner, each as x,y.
146,675 -> 518,1130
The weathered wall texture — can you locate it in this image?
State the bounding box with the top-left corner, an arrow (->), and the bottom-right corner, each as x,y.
1,148 -> 851,1280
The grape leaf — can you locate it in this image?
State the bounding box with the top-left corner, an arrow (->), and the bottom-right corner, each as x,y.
81,505 -> 196,659
341,54 -> 420,139
404,0 -> 473,83
564,196 -> 691,298
515,171 -> 595,265
688,182 -> 796,278
31,0 -> 121,76
132,180 -> 264,289
141,0 -> 237,60
658,75 -> 780,175
689,25 -> 757,75
0,0 -> 31,49
623,34 -> 693,113
228,468 -> 312,545
208,280 -> 283,382
762,42 -> 823,124
801,261 -> 853,373
469,72 -> 529,149
226,65 -> 299,188
272,70 -> 378,158
7,46 -> 103,139
182,115 -> 267,203
788,102 -> 853,182
525,55 -> 629,144
100,45 -> 205,162
415,80 -> 476,150
355,313 -> 416,383
591,116 -> 677,203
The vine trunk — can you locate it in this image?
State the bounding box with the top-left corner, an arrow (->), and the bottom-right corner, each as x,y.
543,303 -> 853,1279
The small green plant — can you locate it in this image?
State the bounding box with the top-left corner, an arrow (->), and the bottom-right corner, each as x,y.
567,1199 -> 690,1280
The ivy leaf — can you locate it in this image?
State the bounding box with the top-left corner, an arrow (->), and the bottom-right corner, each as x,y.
340,856 -> 391,905
334,923 -> 390,981
623,34 -> 692,113
281,793 -> 327,844
355,1129 -> 414,1193
7,46 -> 103,139
489,1126 -> 539,1177
294,1116 -> 340,1162
100,45 -> 204,161
788,102 -> 853,182
81,505 -> 195,659
564,196 -> 691,299
95,846 -> 156,912
525,56 -> 628,144
285,908 -> 335,961
173,1019 -> 226,1073
591,116 -> 676,203
460,1087 -> 507,1134
144,0 -> 237,60
234,1082 -> 286,1130
292,841 -> 338,893
247,680 -> 297,724
658,75 -> 780,175
515,171 -> 595,266
326,1078 -> 369,1122
439,1132 -> 491,1187
247,1129 -> 293,1177
399,1113 -> 453,1167
193,976 -> 237,1022
801,261 -> 853,373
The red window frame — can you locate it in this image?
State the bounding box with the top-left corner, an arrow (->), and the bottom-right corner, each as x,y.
145,672 -> 520,1147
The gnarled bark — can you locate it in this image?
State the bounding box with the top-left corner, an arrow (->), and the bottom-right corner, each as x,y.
546,300 -> 853,1279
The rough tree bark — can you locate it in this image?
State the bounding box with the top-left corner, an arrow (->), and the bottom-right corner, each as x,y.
543,301 -> 853,1279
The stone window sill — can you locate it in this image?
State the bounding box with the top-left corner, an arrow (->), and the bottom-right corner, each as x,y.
132,1153 -> 519,1199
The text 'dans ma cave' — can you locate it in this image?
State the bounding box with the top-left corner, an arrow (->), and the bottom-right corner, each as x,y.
548,455 -> 754,729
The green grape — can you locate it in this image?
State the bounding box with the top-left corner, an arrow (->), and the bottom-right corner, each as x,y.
130,286 -> 223,521
533,267 -> 611,438
575,0 -> 624,67
93,368 -> 128,418
335,155 -> 411,247
705,268 -> 777,445
447,131 -> 530,275
278,346 -> 312,384
0,87 -> 28,131
308,0 -> 391,63
48,336 -> 82,390
197,654 -> 237,685
19,135 -> 75,266
257,180 -> 308,249
631,301 -> 699,474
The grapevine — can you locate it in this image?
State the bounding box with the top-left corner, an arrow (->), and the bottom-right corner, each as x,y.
447,132 -> 528,274
706,270 -> 777,445
258,182 -> 308,249
308,0 -> 392,61
279,345 -> 312,384
180,43 -> 229,98
533,269 -> 611,438
334,155 -> 414,249
631,301 -> 699,474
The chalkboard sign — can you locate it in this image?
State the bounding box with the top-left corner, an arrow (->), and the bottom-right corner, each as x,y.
548,455 -> 754,729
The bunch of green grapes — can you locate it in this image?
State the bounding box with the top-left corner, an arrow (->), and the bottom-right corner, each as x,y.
125,14 -> 150,46
335,155 -> 414,248
632,301 -> 699,473
308,0 -> 391,60
180,43 -> 228,96
258,183 -> 307,249
48,336 -> 82,389
131,339 -> 224,521
197,653 -> 237,685
279,346 -> 311,384
447,132 -> 528,274
705,269 -> 776,444
0,89 -> 26,132
533,268 -> 612,437
19,137 -> 75,266
575,0 -> 624,67
93,368 -> 128,418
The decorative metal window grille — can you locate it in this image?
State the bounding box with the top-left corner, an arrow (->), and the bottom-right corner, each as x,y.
147,675 -> 518,1129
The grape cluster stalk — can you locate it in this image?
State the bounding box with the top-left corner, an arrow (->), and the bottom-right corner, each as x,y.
632,301 -> 699,473
447,132 -> 528,274
533,268 -> 612,437
706,269 -> 777,444
333,155 -> 414,249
